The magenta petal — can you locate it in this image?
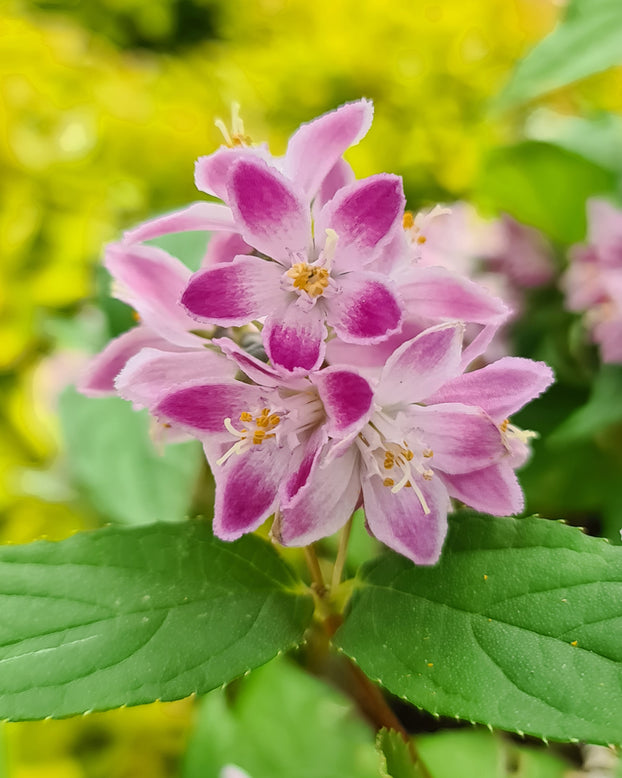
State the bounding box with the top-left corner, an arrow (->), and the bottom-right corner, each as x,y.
78,327 -> 165,397
212,445 -> 291,540
276,447 -> 360,546
227,157 -> 310,257
181,255 -> 282,326
329,272 -> 403,344
311,367 -> 374,436
105,242 -> 198,347
154,382 -> 263,436
263,302 -> 326,373
378,323 -> 464,407
115,347 -> 237,409
214,337 -> 307,390
314,158 -> 356,214
123,202 -> 234,243
317,174 -> 405,269
325,320 -> 425,370
401,265 -> 510,325
202,231 -> 252,267
363,474 -> 450,565
280,427 -> 327,506
284,99 -> 373,198
427,357 -> 554,423
442,462 -> 524,515
411,404 -> 505,474
195,146 -> 270,200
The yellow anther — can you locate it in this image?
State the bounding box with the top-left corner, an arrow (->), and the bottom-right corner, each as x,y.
403,448 -> 414,461
417,235 -> 427,244
286,263 -> 330,297
423,448 -> 433,458
422,469 -> 434,481
383,477 -> 395,487
268,414 -> 280,426
403,211 -> 414,230
240,412 -> 253,422
500,418 -> 510,433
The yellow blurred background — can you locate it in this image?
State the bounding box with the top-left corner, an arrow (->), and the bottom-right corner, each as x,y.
1,0 -> 621,774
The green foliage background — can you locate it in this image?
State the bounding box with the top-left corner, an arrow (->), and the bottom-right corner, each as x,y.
1,0 -> 622,774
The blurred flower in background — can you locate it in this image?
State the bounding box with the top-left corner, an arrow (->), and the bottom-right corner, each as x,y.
562,198 -> 622,363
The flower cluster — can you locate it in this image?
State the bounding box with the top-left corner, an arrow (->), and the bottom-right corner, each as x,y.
563,198 -> 622,364
80,100 -> 553,564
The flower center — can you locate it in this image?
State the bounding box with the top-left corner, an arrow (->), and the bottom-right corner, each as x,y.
403,211 -> 426,245
357,413 -> 435,515
217,407 -> 280,465
379,440 -> 434,498
286,263 -> 330,297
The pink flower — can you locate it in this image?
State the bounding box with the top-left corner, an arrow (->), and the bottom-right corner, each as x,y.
195,100 -> 372,213
115,322 -> 552,564
122,100 -> 372,247
563,198 -> 622,363
120,100 -> 405,372
327,203 -> 555,371
275,324 -> 554,564
325,206 -> 510,372
180,160 -> 405,372
115,339 -> 374,541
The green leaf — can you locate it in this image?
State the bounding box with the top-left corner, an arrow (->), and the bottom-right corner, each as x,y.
416,729 -> 505,778
495,1 -> 622,109
59,387 -> 203,525
335,514 -> 622,745
512,744 -> 569,778
0,522 -> 313,720
477,142 -> 615,243
413,729 -> 570,778
377,729 -> 423,778
526,111 -> 622,176
549,365 -> 622,443
148,231 -> 210,272
182,658 -> 379,778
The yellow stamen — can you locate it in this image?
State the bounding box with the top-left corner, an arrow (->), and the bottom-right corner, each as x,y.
218,408 -> 281,464
417,235 -> 427,244
215,103 -> 252,148
403,211 -> 414,229
423,448 -> 433,458
286,263 -> 330,297
383,477 -> 395,487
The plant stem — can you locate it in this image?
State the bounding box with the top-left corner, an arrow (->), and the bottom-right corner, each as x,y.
331,514 -> 354,591
304,544 -> 326,596
345,661 -> 411,741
